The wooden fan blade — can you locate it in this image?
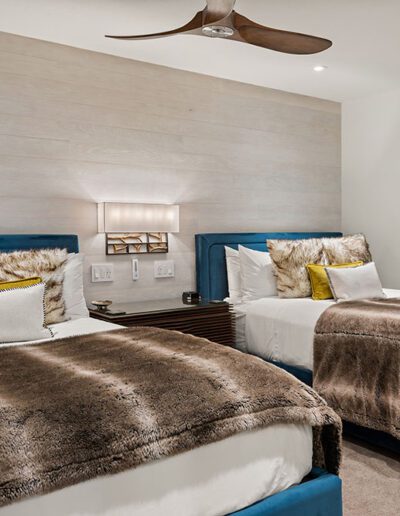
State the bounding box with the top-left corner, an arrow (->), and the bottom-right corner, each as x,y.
233,13 -> 332,55
106,11 -> 204,40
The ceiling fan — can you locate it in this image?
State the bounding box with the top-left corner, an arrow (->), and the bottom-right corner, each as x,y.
106,0 -> 332,55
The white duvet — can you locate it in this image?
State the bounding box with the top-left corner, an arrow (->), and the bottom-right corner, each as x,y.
239,288 -> 400,371
1,317 -> 313,516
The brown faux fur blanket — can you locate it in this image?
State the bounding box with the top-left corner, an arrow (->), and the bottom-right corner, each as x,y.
0,327 -> 341,507
314,298 -> 400,439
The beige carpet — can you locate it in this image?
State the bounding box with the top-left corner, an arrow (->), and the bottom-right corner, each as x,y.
341,438 -> 400,516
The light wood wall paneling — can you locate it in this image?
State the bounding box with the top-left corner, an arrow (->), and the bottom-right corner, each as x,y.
0,31 -> 341,303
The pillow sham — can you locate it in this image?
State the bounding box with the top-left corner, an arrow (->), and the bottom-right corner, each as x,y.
0,282 -> 53,343
267,238 -> 325,298
224,246 -> 242,304
322,234 -> 371,264
326,262 -> 385,302
0,277 -> 41,291
307,262 -> 363,301
0,248 -> 68,324
63,253 -> 89,319
239,245 -> 277,302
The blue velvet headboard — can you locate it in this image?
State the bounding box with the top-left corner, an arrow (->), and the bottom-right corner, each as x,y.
195,232 -> 342,301
0,235 -> 79,253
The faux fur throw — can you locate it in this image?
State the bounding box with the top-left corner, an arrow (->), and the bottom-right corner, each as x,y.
267,234 -> 371,298
0,327 -> 341,507
0,248 -> 68,324
314,298 -> 400,439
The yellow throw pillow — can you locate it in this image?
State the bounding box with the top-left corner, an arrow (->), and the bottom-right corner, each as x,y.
0,277 -> 42,292
307,262 -> 363,300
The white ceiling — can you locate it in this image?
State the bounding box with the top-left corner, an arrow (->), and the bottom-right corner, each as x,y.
1,0 -> 400,102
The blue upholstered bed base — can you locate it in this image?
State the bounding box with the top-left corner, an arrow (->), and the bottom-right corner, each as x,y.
230,468 -> 342,516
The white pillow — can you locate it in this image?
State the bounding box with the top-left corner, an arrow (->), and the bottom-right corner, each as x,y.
0,283 -> 53,343
224,246 -> 242,303
63,253 -> 89,320
239,245 -> 277,302
326,262 -> 385,302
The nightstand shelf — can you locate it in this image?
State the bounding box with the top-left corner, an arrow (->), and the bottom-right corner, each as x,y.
89,298 -> 235,346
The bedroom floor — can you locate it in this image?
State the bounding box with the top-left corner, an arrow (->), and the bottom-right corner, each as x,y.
341,438 -> 400,515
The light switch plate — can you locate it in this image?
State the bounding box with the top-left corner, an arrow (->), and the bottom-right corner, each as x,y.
154,260 -> 175,278
91,263 -> 114,283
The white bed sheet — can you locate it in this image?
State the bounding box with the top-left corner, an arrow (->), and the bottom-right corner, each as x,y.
1,317 -> 123,348
240,288 -> 400,371
232,301 -> 249,352
1,317 -> 313,516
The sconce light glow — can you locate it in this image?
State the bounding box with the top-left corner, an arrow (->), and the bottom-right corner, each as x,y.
97,203 -> 180,233
313,65 -> 327,72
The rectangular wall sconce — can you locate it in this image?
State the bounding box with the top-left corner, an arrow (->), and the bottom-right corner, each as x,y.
97,203 -> 179,255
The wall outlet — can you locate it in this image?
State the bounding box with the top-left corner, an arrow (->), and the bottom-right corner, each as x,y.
91,263 -> 114,282
154,260 -> 175,278
132,259 -> 139,281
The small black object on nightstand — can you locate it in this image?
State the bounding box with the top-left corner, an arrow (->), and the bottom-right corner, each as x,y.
182,291 -> 201,305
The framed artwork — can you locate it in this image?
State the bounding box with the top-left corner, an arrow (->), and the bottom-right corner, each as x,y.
106,232 -> 168,255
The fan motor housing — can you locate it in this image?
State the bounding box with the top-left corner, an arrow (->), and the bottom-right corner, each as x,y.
202,25 -> 235,38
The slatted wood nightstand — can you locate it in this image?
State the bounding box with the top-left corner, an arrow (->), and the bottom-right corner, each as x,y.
89,298 -> 235,346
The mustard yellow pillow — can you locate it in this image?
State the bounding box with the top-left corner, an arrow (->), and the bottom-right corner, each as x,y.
307,263 -> 363,300
0,277 -> 42,291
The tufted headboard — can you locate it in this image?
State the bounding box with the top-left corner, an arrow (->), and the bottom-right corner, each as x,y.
0,234 -> 79,253
195,232 -> 342,301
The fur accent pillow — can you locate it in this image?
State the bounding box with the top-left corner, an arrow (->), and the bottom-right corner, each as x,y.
268,234 -> 372,299
0,248 -> 68,324
267,238 -> 326,298
322,234 -> 371,264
